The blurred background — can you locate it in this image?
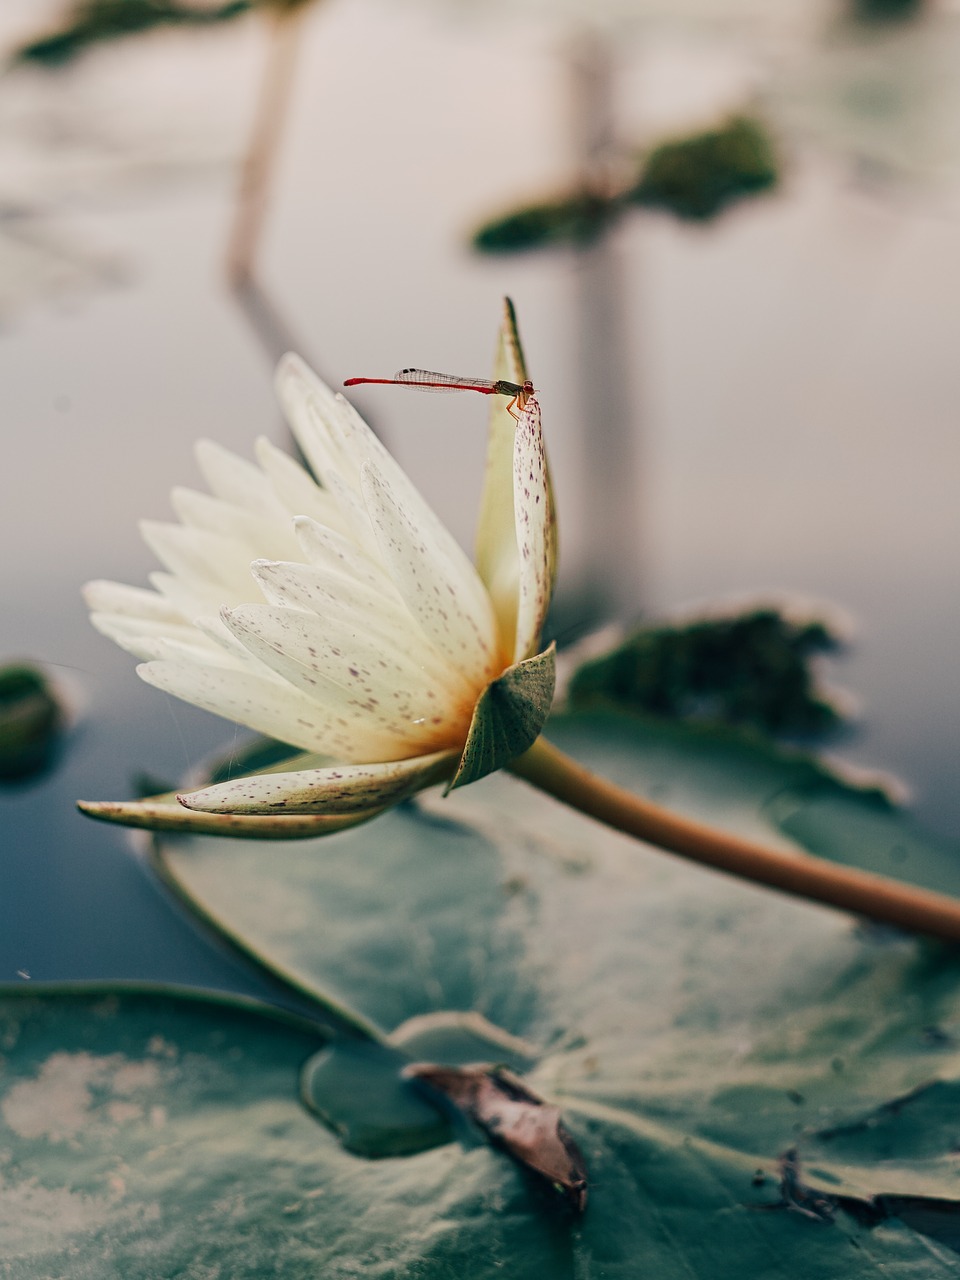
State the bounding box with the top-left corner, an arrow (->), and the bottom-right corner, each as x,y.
2,0 -> 959,989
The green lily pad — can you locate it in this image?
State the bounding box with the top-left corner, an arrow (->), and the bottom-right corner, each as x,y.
299,1013 -> 537,1159
10,710 -> 960,1273
567,607 -> 845,739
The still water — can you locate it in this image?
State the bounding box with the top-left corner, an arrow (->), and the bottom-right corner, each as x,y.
2,1 -> 959,992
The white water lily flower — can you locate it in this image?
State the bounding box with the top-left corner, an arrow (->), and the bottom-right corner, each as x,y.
80,302 -> 557,838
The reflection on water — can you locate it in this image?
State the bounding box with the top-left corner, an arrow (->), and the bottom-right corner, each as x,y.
1,1 -> 959,989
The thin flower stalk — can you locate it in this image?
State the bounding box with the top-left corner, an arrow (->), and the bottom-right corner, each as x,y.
510,737 -> 960,945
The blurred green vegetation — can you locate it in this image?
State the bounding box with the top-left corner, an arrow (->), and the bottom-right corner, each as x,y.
473,192 -> 614,254
628,116 -> 779,221
473,116 -> 779,255
850,0 -> 926,23
0,663 -> 66,783
12,0 -> 252,67
568,607 -> 844,740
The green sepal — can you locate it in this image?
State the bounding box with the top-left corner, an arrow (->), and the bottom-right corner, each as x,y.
447,643 -> 555,792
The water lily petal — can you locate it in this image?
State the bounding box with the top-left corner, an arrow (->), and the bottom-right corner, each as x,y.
311,456 -> 384,562
190,612 -> 277,664
144,572 -> 234,631
136,658 -> 393,759
170,488 -> 300,563
139,520 -> 256,601
251,558 -> 404,624
360,461 -> 501,688
222,603 -> 433,695
293,517 -> 396,597
83,579 -> 184,624
253,437 -> 349,532
179,749 -> 458,815
249,560 -> 468,694
194,438 -> 290,524
77,795 -> 377,840
275,357 -> 363,500
220,603 -> 469,751
89,612 -> 225,663
475,298 -> 529,651
281,353 -> 497,635
512,398 -> 554,663
271,388 -> 385,562
330,389 -> 502,640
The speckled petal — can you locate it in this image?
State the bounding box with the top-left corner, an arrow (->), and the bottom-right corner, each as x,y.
249,560 -> 466,695
475,298 -> 528,653
251,558 -> 405,623
78,795 -> 377,839
331,389 -> 500,638
512,398 -> 554,663
220,603 -> 469,750
281,355 -> 497,634
178,749 -> 458,815
293,517 -> 396,597
191,611 -> 275,663
137,658 -> 396,760
360,461 -> 501,689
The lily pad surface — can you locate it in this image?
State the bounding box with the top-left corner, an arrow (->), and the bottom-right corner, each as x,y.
7,710 -> 960,1275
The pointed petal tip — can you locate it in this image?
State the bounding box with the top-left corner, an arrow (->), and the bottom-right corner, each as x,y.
79,793 -> 381,839
81,579 -> 107,607
175,787 -> 243,813
275,351 -> 319,401
275,350 -> 307,379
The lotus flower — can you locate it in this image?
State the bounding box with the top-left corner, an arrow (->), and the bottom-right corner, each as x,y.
80,301 -> 557,838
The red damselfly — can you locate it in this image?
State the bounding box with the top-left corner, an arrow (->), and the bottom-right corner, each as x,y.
344,369 -> 536,421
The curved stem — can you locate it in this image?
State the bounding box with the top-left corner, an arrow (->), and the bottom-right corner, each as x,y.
509,736 -> 960,944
